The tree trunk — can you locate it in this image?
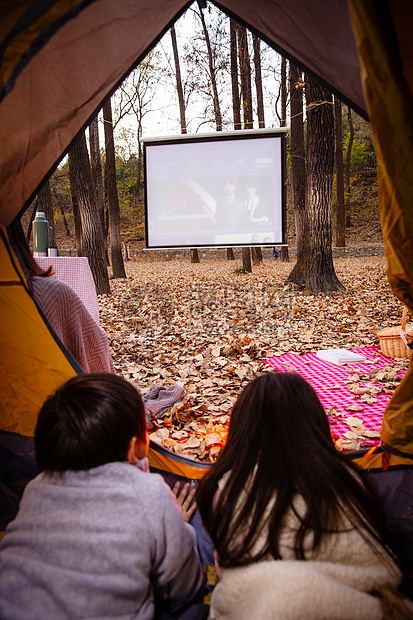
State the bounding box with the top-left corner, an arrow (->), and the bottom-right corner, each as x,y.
345,106 -> 354,227
226,18 -> 241,261
68,131 -> 110,295
237,24 -> 253,130
89,116 -> 105,222
171,23 -> 199,264
103,98 -> 127,279
68,166 -> 83,256
37,179 -> 54,230
280,57 -> 287,128
190,249 -> 200,263
237,23 -> 253,271
253,36 -> 265,128
57,196 -> 72,239
199,6 -> 222,131
334,98 -> 345,247
170,25 -> 187,135
242,247 -> 252,272
26,200 -> 38,243
251,246 -> 263,264
286,64 -> 308,285
280,57 -> 289,262
190,248 -> 200,262
89,114 -> 109,265
230,19 -> 241,131
304,78 -> 344,294
134,121 -> 143,207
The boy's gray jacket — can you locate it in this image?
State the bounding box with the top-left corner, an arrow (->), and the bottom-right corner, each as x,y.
0,462 -> 203,619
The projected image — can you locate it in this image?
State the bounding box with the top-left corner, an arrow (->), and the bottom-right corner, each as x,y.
147,179 -> 216,235
215,176 -> 273,229
144,132 -> 285,248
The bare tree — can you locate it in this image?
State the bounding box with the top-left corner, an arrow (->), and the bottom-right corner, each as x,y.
253,36 -> 265,129
113,52 -> 160,208
171,24 -> 199,264
280,57 -> 287,127
68,131 -> 110,295
237,24 -> 253,130
171,24 -> 188,135
69,181 -> 83,255
334,99 -> 345,246
197,5 -> 223,131
26,200 -> 38,243
55,195 -> 72,241
279,57 -> 289,262
236,23 -> 253,272
37,180 -> 54,231
103,97 -> 127,279
89,114 -> 109,265
225,17 -> 241,262
345,106 -> 354,227
304,77 -> 344,294
285,65 -> 308,285
230,18 -> 242,132
251,34 -> 264,265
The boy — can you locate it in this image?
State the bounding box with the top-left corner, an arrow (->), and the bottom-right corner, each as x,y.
0,374 -> 203,619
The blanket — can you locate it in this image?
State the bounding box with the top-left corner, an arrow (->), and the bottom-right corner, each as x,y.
142,384 -> 185,427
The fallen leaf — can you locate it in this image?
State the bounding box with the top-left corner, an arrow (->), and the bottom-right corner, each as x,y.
346,404 -> 364,412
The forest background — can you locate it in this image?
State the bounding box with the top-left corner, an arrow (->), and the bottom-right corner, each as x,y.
21,2 -> 382,279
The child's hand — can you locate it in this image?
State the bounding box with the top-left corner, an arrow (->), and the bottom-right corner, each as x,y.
172,482 -> 197,523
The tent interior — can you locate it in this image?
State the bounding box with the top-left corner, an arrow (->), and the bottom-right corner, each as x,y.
1,0 -> 413,574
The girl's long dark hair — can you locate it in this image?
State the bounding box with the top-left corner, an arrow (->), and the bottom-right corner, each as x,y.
197,372 -> 393,568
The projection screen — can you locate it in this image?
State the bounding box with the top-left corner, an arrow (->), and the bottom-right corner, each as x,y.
143,129 -> 286,249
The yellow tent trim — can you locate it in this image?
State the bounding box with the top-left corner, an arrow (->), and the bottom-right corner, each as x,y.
0,226 -> 77,437
0,223 -> 28,286
352,449 -> 413,471
148,442 -> 210,480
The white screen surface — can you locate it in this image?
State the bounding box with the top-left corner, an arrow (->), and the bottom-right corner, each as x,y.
144,131 -> 285,248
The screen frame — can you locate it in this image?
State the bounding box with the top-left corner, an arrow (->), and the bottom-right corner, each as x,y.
142,128 -> 287,250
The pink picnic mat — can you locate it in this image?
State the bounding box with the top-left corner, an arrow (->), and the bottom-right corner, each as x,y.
36,257 -> 100,324
265,346 -> 408,445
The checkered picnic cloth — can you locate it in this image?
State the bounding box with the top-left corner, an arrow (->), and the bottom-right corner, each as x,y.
265,346 -> 408,445
36,257 -> 100,324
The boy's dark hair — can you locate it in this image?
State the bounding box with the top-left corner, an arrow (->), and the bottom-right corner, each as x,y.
35,373 -> 146,473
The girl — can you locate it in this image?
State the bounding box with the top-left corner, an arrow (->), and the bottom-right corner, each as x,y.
197,372 -> 411,619
8,221 -> 115,374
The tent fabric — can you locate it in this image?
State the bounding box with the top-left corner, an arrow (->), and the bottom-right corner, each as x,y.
348,0 -> 413,456
0,225 -> 79,437
350,448 -> 413,598
0,0 -> 192,226
217,0 -> 366,116
0,223 -> 79,528
0,0 -> 88,104
0,0 -> 366,227
368,468 -> 413,598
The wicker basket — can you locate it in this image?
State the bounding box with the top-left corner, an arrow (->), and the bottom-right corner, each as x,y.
377,307 -> 413,359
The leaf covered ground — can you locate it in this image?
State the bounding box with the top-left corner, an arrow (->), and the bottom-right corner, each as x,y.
99,256 -> 409,461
